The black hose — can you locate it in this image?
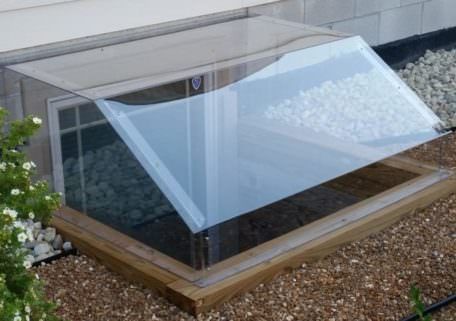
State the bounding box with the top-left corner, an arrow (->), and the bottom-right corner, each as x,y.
400,293 -> 456,321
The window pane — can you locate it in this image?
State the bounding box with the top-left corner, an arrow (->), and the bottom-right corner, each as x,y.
58,107 -> 76,130
61,131 -> 83,211
79,103 -> 105,124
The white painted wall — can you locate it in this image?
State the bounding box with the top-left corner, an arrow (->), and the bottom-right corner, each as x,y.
0,0 -> 74,12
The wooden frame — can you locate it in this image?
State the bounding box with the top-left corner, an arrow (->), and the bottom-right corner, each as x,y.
51,157 -> 456,315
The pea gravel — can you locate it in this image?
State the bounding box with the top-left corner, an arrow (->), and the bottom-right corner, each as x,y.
398,49 -> 456,128
35,49 -> 456,320
35,192 -> 456,321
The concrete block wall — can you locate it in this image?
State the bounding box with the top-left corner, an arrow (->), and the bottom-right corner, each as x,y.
249,0 -> 456,46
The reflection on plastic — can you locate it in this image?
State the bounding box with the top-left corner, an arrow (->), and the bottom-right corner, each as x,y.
95,37 -> 443,232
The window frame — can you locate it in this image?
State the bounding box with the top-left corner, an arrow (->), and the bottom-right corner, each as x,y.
47,94 -> 108,211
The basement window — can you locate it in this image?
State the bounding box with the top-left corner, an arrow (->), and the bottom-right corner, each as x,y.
4,16 -> 449,278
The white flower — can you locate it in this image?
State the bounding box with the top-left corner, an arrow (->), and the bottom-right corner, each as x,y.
0,162 -> 6,171
28,212 -> 35,219
32,117 -> 42,125
17,232 -> 27,243
29,185 -> 35,191
25,316 -> 30,321
30,161 -> 36,168
3,208 -> 18,219
23,261 -> 32,270
22,162 -> 32,171
44,196 -> 52,201
24,305 -> 31,314
8,162 -> 16,168
13,221 -> 24,229
11,189 -> 21,196
10,209 -> 18,219
13,314 -> 22,321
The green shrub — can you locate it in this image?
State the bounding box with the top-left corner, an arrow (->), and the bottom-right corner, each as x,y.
0,107 -> 60,321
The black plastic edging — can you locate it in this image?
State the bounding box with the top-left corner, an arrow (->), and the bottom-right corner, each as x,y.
32,248 -> 78,267
374,26 -> 456,70
400,293 -> 456,321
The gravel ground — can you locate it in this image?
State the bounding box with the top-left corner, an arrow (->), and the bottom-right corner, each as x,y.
406,131 -> 456,169
36,192 -> 455,321
35,49 -> 456,320
433,304 -> 456,321
398,49 -> 456,128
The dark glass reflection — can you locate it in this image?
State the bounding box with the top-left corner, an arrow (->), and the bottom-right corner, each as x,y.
58,64 -> 422,268
60,100 -> 418,268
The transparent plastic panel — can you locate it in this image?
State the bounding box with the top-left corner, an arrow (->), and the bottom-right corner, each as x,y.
94,36 -> 445,232
0,68 -> 202,267
6,15 -> 447,233
7,16 -> 346,100
1,64 -> 451,276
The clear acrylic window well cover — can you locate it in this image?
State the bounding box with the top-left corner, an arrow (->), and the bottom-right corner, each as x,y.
8,16 -> 446,233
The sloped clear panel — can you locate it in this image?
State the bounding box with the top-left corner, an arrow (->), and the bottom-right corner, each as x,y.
6,16 -> 446,233
7,16 -> 346,100
94,36 -> 444,232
